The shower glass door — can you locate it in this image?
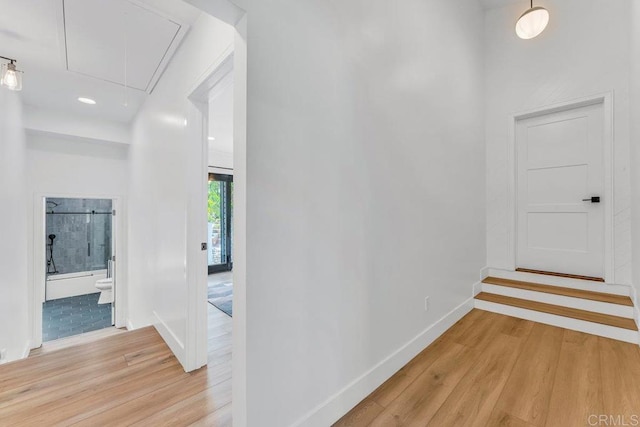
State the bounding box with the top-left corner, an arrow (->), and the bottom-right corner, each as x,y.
208,173 -> 233,273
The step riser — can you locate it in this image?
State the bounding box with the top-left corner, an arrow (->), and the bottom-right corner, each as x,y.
482,284 -> 636,319
474,300 -> 639,345
487,268 -> 631,296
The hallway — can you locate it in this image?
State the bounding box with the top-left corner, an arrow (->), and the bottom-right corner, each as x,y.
0,303 -> 232,426
335,309 -> 640,427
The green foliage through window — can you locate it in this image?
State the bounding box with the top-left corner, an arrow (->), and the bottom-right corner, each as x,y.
208,181 -> 222,225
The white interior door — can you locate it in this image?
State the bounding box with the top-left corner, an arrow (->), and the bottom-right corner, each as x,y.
516,102 -> 605,278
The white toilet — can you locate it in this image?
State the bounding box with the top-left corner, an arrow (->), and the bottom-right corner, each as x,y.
95,278 -> 113,304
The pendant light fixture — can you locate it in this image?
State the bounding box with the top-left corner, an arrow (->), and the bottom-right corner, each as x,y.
516,0 -> 549,40
0,56 -> 23,91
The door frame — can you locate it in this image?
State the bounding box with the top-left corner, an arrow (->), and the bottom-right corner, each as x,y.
185,46 -> 235,371
507,92 -> 615,282
31,193 -> 125,349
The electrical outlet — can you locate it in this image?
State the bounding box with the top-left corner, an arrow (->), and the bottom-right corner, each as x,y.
424,296 -> 430,311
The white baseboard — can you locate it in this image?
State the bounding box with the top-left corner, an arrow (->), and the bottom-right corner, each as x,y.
22,340 -> 31,359
472,281 -> 483,297
630,286 -> 640,347
479,266 -> 490,281
291,297 -> 475,427
152,311 -> 186,369
2,340 -> 34,364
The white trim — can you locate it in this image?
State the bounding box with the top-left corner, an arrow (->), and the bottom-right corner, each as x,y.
630,285 -> 640,346
508,93 -> 615,282
230,18 -> 248,427
473,281 -> 483,297
31,193 -> 125,349
22,341 -> 32,359
291,297 -> 475,427
208,165 -> 234,175
153,311 -> 186,364
479,266 -> 490,281
474,299 -> 638,345
183,47 -> 235,373
188,45 -> 234,101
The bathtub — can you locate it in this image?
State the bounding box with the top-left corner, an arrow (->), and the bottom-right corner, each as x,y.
46,270 -> 108,301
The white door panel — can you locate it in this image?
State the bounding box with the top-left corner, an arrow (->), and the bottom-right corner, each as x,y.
526,212 -> 588,252
517,102 -> 604,278
527,165 -> 588,205
526,116 -> 588,168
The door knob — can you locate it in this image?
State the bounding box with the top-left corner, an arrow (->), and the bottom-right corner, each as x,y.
582,196 -> 600,203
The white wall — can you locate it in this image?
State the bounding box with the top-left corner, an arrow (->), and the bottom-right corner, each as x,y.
26,134 -> 129,194
485,0 -> 632,284
242,0 -> 485,425
127,12 -> 234,364
0,89 -> 29,362
208,149 -> 233,170
24,105 -> 130,145
208,79 -> 234,170
630,2 -> 640,314
25,133 -> 129,339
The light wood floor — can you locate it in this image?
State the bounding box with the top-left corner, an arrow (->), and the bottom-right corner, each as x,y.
334,309 -> 640,427
29,326 -> 128,357
1,302 -> 233,426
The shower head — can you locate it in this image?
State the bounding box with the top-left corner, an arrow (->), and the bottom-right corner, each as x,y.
48,234 -> 56,242
46,201 -> 59,208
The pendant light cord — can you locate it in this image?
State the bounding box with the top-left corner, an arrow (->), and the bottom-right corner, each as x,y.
123,8 -> 129,108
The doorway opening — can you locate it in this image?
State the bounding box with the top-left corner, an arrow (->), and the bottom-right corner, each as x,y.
208,173 -> 234,321
186,44 -> 236,370
42,197 -> 116,343
206,62 -> 235,336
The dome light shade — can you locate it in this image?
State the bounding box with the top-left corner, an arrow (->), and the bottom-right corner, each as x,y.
516,5 -> 549,39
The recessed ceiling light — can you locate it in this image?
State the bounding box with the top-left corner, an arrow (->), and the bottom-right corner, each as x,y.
78,97 -> 96,105
208,137 -> 215,141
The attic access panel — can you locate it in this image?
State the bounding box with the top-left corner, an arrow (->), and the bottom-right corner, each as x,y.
63,0 -> 182,93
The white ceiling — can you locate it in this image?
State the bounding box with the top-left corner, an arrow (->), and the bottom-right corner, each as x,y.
0,0 -> 200,123
478,0 -> 525,10
65,0 -> 181,92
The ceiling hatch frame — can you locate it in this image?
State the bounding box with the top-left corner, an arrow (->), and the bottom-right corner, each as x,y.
57,0 -> 191,95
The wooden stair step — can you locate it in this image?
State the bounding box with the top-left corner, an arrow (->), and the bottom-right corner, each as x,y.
483,277 -> 634,307
475,292 -> 638,331
515,268 -> 604,282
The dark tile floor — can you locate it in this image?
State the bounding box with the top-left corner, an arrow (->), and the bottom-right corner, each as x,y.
42,293 -> 113,342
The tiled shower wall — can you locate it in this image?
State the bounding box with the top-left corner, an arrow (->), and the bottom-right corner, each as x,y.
46,198 -> 112,275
